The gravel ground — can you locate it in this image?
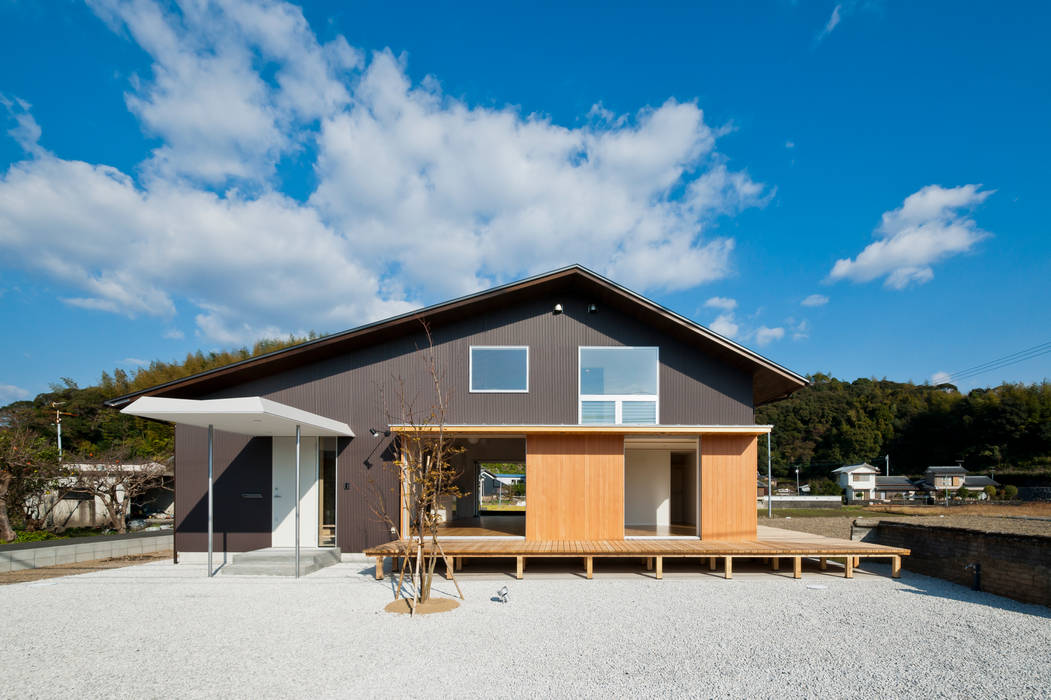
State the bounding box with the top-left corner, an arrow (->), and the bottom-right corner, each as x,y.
3,557 -> 1050,698
763,515 -> 1051,540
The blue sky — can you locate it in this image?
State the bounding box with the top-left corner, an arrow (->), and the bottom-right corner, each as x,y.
1,0 -> 1049,403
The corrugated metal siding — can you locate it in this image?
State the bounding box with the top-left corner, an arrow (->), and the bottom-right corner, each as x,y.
174,426 -> 272,553
175,289 -> 754,553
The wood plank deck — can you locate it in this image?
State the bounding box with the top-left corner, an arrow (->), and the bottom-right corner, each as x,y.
364,526 -> 909,581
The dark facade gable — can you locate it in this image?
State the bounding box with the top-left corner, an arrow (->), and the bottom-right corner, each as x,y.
106,265 -> 807,408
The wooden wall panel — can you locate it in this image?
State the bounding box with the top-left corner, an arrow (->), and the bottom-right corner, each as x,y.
526,434 -> 624,540
700,435 -> 758,541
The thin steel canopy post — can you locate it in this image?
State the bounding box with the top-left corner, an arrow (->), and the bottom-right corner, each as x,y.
766,432 -> 773,519
208,423 -> 214,577
295,424 -> 301,579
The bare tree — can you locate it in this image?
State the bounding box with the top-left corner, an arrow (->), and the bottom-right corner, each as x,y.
0,409 -> 61,542
70,448 -> 172,533
366,321 -> 465,611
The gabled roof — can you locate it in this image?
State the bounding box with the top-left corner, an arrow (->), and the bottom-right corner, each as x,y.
926,465 -> 968,475
832,463 -> 879,474
964,475 -> 999,488
105,265 -> 807,408
875,476 -> 917,490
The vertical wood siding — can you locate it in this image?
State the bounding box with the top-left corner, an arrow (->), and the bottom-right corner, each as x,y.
699,435 -> 759,541
525,434 -> 624,540
174,287 -> 755,552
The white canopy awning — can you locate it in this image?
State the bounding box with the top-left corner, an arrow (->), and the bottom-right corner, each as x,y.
121,396 -> 354,437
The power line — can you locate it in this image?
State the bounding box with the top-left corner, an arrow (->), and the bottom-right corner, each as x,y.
943,340 -> 1051,383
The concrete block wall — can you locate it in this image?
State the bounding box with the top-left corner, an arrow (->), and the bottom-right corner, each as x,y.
862,521 -> 1051,607
0,532 -> 173,573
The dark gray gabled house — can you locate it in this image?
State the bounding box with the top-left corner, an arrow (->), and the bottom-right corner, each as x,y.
106,265 -> 807,559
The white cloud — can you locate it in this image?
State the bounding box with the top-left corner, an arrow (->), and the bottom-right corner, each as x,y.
704,296 -> 738,311
709,313 -> 740,338
785,140 -> 795,149
754,326 -> 785,346
931,371 -> 952,385
122,357 -> 149,367
829,184 -> 992,290
87,0 -> 359,185
1,94 -> 45,157
0,384 -> 31,404
801,293 -> 829,307
0,156 -> 412,341
0,0 -> 769,345
815,4 -> 843,43
162,328 -> 185,340
787,318 -> 810,341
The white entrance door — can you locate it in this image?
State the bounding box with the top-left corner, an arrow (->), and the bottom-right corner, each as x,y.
272,436 -> 318,548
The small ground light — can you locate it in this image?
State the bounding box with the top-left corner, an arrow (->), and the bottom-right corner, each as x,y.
497,586 -> 509,603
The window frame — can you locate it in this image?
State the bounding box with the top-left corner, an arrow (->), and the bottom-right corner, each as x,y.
577,346 -> 660,424
469,345 -> 530,393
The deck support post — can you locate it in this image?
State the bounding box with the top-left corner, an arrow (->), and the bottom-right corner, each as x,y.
772,557 -> 780,571
709,557 -> 716,571
819,557 -> 827,570
724,556 -> 733,580
854,556 -> 861,567
845,557 -> 854,579
655,556 -> 663,580
585,556 -> 593,579
455,557 -> 462,571
892,555 -> 901,579
793,556 -> 802,579
375,556 -> 384,580
646,557 -> 654,571
516,556 -> 523,580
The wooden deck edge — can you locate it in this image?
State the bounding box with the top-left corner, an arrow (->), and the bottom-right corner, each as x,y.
363,543 -> 911,557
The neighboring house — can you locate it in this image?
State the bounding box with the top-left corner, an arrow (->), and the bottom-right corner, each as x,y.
913,467 -> 1000,500
45,462 -> 173,529
924,465 -> 968,490
874,475 -> 920,501
832,463 -> 880,503
963,475 -> 1000,495
478,469 -> 524,501
106,265 -> 807,557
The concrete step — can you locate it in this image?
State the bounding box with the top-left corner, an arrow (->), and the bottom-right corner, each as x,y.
222,548 -> 340,576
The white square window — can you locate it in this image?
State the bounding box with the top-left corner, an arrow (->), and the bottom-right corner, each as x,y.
578,346 -> 658,424
470,346 -> 529,393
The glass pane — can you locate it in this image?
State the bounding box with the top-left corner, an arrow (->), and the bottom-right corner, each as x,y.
478,461 -> 526,513
580,347 -> 657,395
622,401 -> 657,424
318,437 -> 337,547
471,347 -> 528,391
581,400 -> 616,423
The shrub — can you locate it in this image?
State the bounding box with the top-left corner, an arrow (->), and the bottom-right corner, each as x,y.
1004,484 -> 1019,500
984,484 -> 997,500
15,530 -> 60,543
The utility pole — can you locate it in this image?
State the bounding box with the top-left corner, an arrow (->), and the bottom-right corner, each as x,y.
795,466 -> 800,494
50,401 -> 75,461
885,454 -> 890,477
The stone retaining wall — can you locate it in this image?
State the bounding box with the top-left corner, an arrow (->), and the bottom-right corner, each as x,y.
854,519 -> 1051,607
0,531 -> 173,573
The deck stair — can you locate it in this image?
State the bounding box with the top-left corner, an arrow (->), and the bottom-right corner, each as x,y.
221,547 -> 340,576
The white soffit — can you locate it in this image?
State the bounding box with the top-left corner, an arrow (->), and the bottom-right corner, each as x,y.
121,396 -> 354,437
